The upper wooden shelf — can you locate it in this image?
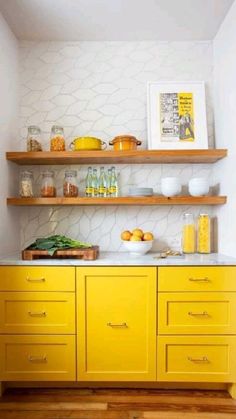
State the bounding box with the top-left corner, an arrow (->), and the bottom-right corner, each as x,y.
6,149 -> 227,165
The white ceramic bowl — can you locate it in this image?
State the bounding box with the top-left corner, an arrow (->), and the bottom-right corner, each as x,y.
122,240 -> 153,255
188,178 -> 209,196
161,177 -> 181,197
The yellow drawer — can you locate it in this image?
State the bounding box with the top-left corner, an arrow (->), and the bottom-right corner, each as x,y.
158,267 -> 236,292
0,292 -> 75,334
0,335 -> 76,381
0,267 -> 75,291
158,292 -> 236,335
157,336 -> 236,382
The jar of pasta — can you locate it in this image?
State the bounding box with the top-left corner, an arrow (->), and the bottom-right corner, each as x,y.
41,170 -> 56,197
50,125 -> 65,151
197,214 -> 211,254
20,171 -> 34,197
27,126 -> 42,151
182,213 -> 195,254
63,170 -> 79,197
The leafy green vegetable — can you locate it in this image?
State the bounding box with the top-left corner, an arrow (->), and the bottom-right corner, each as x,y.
28,235 -> 92,256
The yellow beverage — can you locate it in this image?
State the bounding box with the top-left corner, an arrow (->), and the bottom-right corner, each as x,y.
197,214 -> 210,254
182,223 -> 195,253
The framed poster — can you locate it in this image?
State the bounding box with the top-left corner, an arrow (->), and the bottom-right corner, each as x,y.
147,81 -> 208,149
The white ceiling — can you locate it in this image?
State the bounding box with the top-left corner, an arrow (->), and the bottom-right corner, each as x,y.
0,0 -> 234,41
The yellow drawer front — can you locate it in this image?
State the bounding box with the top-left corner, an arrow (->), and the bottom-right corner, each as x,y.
77,267 -> 156,381
0,292 -> 75,334
0,267 -> 75,291
0,335 -> 75,381
157,336 -> 236,382
158,267 -> 236,292
158,292 -> 236,335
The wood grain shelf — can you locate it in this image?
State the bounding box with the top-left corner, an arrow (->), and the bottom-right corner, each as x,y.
6,149 -> 227,165
7,196 -> 227,206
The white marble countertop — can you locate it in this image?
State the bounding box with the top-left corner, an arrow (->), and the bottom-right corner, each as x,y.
0,252 -> 236,266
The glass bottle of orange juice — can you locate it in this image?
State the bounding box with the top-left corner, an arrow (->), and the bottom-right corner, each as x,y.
197,214 -> 211,254
182,213 -> 195,253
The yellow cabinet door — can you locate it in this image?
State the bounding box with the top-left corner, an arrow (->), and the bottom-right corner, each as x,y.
0,292 -> 75,334
157,336 -> 236,382
158,267 -> 236,292
0,335 -> 76,381
158,292 -> 236,335
0,267 -> 75,291
77,267 -> 156,381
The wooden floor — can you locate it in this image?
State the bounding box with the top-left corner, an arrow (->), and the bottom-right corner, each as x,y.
0,388 -> 236,419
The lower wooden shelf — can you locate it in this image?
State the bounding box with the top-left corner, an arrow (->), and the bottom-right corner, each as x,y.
7,196 -> 227,206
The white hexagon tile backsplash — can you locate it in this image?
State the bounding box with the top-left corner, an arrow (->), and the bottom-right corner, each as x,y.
19,40 -> 215,251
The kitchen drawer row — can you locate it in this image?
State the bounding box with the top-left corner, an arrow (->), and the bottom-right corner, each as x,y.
0,265 -> 236,395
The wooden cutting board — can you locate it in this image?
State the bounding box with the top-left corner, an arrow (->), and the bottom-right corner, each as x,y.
22,246 -> 99,261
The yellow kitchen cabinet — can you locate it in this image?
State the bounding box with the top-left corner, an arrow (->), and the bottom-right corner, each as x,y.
157,336 -> 236,382
0,266 -> 75,292
0,335 -> 76,381
158,267 -> 236,292
0,292 -> 75,334
77,267 -> 156,381
158,292 -> 236,335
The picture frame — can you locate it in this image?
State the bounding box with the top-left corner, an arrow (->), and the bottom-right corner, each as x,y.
147,81 -> 208,150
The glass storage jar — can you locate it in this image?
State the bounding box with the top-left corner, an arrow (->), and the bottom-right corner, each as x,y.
197,214 -> 211,254
20,171 -> 34,197
182,213 -> 195,254
41,170 -> 56,197
50,125 -> 65,151
27,126 -> 42,151
63,170 -> 79,197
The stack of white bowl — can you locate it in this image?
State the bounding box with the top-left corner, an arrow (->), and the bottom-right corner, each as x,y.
188,178 -> 209,196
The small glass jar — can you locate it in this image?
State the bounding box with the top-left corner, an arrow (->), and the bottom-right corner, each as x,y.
27,126 -> 42,151
41,170 -> 56,197
20,171 -> 34,197
50,125 -> 65,151
182,213 -> 195,254
63,170 -> 79,197
197,214 -> 211,254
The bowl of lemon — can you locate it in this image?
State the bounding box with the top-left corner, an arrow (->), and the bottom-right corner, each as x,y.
121,228 -> 154,255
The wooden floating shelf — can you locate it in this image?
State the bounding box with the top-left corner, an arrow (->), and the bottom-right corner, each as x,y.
7,196 -> 227,206
6,149 -> 227,165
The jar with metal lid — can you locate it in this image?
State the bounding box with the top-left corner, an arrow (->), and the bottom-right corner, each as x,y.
20,171 -> 34,197
182,213 -> 195,254
197,214 -> 211,254
41,170 -> 56,197
50,125 -> 65,151
63,170 -> 79,197
27,126 -> 42,151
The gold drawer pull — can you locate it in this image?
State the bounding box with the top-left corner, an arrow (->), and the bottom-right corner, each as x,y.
28,355 -> 47,363
28,311 -> 47,317
188,356 -> 209,363
26,277 -> 45,283
107,322 -> 128,328
189,277 -> 210,283
188,311 -> 209,317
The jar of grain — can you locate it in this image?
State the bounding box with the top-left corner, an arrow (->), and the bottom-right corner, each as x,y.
27,126 -> 42,151
50,125 -> 65,151
182,213 -> 195,254
63,170 -> 79,197
20,171 -> 34,197
197,214 -> 211,254
41,170 -> 56,197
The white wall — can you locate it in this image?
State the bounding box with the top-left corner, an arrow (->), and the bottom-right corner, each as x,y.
19,41 -> 215,251
0,12 -> 20,256
213,0 -> 236,256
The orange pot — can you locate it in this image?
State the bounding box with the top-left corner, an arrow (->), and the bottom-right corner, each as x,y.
109,135 -> 142,151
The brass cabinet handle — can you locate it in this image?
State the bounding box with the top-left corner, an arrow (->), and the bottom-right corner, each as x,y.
28,311 -> 47,317
26,277 -> 45,283
107,322 -> 128,328
188,311 -> 210,317
28,355 -> 47,363
188,356 -> 209,363
189,277 -> 210,282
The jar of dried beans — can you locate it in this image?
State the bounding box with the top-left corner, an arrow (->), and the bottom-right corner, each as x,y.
41,170 -> 56,197
50,125 -> 65,151
27,126 -> 42,151
63,170 -> 79,197
20,171 -> 34,197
